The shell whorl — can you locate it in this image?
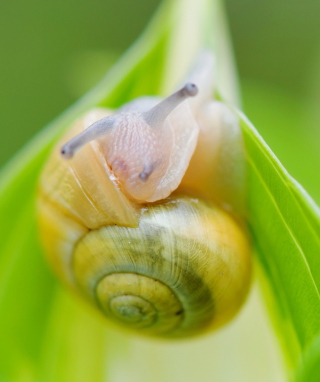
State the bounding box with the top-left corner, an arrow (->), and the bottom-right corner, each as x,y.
63,195 -> 251,338
97,273 -> 183,333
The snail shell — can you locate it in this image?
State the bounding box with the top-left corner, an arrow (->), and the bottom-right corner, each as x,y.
37,53 -> 251,338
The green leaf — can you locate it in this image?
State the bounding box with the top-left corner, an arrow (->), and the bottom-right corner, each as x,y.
240,112 -> 320,377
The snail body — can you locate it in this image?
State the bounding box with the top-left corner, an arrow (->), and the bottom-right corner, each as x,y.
37,53 -> 251,338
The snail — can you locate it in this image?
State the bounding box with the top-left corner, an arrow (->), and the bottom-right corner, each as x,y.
37,52 -> 251,338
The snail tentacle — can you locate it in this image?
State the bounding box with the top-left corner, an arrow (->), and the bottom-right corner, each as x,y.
143,83 -> 198,128
61,115 -> 116,159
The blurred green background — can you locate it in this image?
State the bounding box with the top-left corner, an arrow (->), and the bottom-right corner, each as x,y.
1,0 -> 320,203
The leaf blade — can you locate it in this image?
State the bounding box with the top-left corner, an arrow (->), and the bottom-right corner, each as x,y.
239,112 -> 320,370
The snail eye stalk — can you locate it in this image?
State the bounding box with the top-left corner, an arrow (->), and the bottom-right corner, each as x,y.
60,116 -> 116,159
143,83 -> 198,128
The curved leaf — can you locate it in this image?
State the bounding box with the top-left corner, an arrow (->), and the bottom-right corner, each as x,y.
240,112 -> 320,375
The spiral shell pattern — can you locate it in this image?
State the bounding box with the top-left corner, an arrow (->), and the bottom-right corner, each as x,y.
38,192 -> 251,338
